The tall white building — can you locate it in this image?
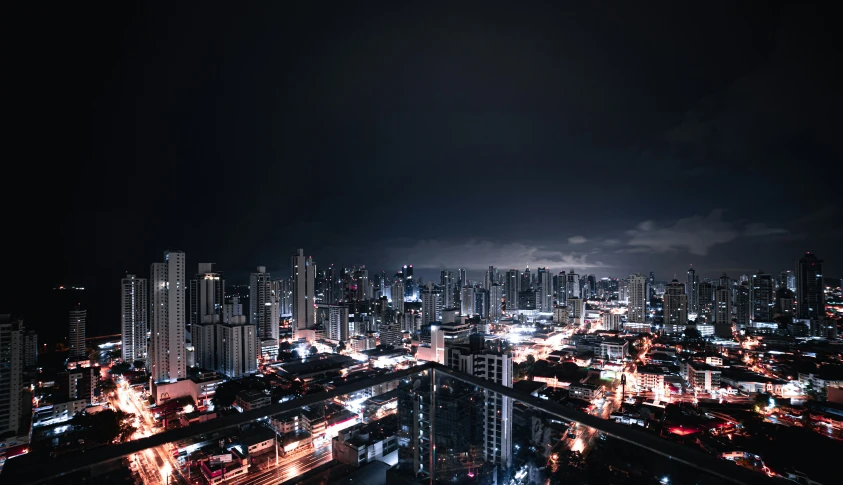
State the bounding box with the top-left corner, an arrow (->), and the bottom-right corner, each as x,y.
0,316 -> 24,435
121,274 -> 148,363
216,317 -> 257,379
566,271 -> 580,300
328,305 -> 349,342
68,305 -> 87,360
440,270 -> 454,308
627,273 -> 648,323
292,249 -> 315,339
250,266 -> 279,342
150,250 -> 187,383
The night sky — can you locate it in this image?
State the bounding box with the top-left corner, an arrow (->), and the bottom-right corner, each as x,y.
4,2 -> 841,336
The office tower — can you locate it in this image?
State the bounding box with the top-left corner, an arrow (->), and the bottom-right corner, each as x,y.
0,316 -> 24,435
567,297 -> 583,321
292,249 -> 316,338
189,263 -> 224,326
489,283 -> 503,322
391,277 -> 404,314
505,269 -> 521,310
735,281 -> 751,327
23,330 -> 38,367
586,274 -> 597,299
776,288 -> 796,316
458,268 -> 467,289
403,265 -> 415,301
566,271 -> 580,300
328,305 -> 349,342
121,274 -> 148,363
627,274 -> 647,323
216,317 -> 257,378
421,283 -> 444,323
149,250 -> 187,383
663,279 -> 688,333
250,266 -> 279,342
797,252 -> 825,320
192,319 -> 216,370
786,271 -> 797,293
460,286 -> 475,316
68,304 -> 87,360
440,270 -> 454,308
354,267 -> 371,301
686,266 -> 699,313
697,281 -> 714,322
750,271 -> 774,322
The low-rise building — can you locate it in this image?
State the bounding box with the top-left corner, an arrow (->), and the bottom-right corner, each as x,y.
332,416 -> 398,467
636,365 -> 666,392
239,425 -> 276,456
680,361 -> 721,393
568,383 -> 603,401
234,390 -> 271,412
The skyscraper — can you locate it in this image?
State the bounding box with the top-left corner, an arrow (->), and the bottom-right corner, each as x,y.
150,250 -> 187,383
121,274 -> 148,363
686,265 -> 699,313
627,274 -> 647,323
697,281 -> 714,322
537,267 -> 552,312
796,252 -> 825,320
735,281 -> 751,327
403,265 -> 415,301
489,283 -> 503,322
440,270 -> 454,308
566,271 -> 580,300
188,263 -> 224,326
750,271 -> 774,322
0,316 -> 24,435
250,266 -> 279,342
292,249 -> 316,339
421,283 -> 444,323
505,269 -> 520,310
555,271 -> 567,306
663,279 -> 687,334
391,276 -> 404,314
68,304 -> 87,360
461,286 -> 475,316
714,286 -> 733,338
216,317 -> 257,378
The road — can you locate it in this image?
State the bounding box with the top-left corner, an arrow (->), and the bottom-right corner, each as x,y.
227,444 -> 332,485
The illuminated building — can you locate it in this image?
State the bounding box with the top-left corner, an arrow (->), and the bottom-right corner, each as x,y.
150,250 -> 187,383
440,270 -> 454,308
68,304 -> 87,360
686,265 -> 699,313
250,266 -> 279,344
627,273 -> 647,323
663,279 -> 687,334
292,249 -> 316,338
796,252 -> 824,320
489,283 -> 503,322
0,316 -> 24,435
461,286 -> 475,316
121,274 -> 147,363
189,263 -> 224,326
505,269 -> 520,310
421,283 -> 444,323
216,316 -> 258,378
750,271 -> 774,322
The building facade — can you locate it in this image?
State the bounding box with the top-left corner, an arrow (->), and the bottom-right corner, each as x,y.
121,274 -> 148,363
150,250 -> 187,383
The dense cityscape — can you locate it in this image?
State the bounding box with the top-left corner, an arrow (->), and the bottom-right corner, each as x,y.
1,248 -> 841,484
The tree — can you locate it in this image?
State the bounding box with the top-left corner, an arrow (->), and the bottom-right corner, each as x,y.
290,350 -> 301,361
101,378 -> 117,394
73,409 -> 136,444
309,346 -> 319,356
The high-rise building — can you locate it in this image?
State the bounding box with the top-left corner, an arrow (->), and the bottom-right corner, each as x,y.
216,317 -> 257,378
292,249 -> 316,339
421,283 -> 444,323
328,305 -> 349,342
189,263 -> 224,326
0,316 -> 24,435
224,296 -> 243,323
484,266 -> 497,290
554,271 -> 567,306
68,304 -> 87,360
250,266 -> 279,342
627,274 -> 647,323
697,281 -> 714,322
735,281 -> 751,327
276,277 -> 293,316
403,265 -> 415,301
458,268 -> 467,289
391,276 -> 404,314
440,270 -> 454,308
686,266 -> 699,313
663,279 -> 687,333
461,286 -> 475,316
714,286 -> 732,325
149,250 -> 187,384
618,277 -> 628,303
489,283 -> 503,322
121,274 -> 148,363
718,273 -> 731,295
603,313 -> 622,331
23,330 -> 38,368
796,252 -> 825,320
521,267 -> 532,291
750,271 -> 774,322
537,267 -> 552,312
505,269 -> 520,310
474,288 -> 489,318
566,271 -> 580,300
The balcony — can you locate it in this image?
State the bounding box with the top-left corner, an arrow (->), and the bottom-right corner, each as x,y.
4,361 -> 774,485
